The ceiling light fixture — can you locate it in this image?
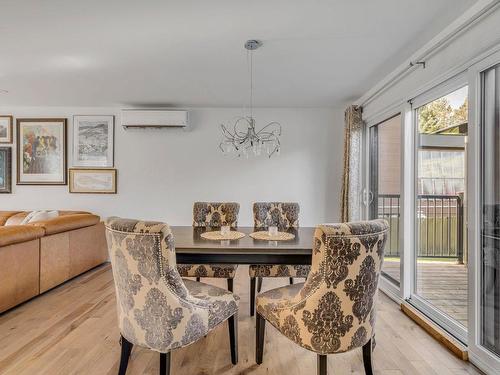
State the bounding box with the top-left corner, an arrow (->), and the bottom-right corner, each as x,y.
219,40 -> 282,158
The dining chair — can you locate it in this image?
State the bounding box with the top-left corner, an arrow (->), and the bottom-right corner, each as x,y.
255,219 -> 388,375
105,217 -> 239,375
177,202 -> 240,291
249,202 -> 309,316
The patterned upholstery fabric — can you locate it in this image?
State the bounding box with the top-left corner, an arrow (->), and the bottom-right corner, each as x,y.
178,202 -> 240,279
105,217 -> 239,353
250,202 -> 309,278
192,202 -> 240,228
253,202 -> 299,230
177,264 -> 237,278
249,264 -> 310,278
256,220 -> 388,355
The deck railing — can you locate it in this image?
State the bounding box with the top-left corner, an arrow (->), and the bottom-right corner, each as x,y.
377,194 -> 464,262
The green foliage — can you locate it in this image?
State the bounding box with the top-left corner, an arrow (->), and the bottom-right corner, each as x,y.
418,97 -> 468,134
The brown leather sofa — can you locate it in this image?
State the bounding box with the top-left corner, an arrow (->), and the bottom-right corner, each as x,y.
0,210 -> 108,313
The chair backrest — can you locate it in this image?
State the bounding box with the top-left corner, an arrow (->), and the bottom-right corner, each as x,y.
253,202 -> 300,230
105,217 -> 210,353
277,219 -> 388,354
192,202 -> 240,227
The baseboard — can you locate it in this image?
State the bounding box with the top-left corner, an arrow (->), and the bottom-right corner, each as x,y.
400,302 -> 469,361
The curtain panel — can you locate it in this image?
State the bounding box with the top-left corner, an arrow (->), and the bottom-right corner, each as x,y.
340,105 -> 363,222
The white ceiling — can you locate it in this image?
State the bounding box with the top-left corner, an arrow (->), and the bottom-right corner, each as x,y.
0,0 -> 478,108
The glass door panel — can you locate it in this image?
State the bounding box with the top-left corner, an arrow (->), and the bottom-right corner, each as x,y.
481,64 -> 500,356
369,114 -> 402,286
414,86 -> 469,329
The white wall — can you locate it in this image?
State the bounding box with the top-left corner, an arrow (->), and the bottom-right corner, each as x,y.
363,5 -> 500,119
0,107 -> 344,226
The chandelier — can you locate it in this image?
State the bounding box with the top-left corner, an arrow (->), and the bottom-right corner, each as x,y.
219,40 -> 282,158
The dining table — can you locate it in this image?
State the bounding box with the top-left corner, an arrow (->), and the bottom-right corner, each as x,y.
172,226 -> 315,265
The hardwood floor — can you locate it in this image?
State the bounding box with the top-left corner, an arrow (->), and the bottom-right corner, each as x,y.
0,263 -> 483,375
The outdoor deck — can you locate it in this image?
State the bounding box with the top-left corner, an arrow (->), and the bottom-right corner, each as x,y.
383,260 -> 468,327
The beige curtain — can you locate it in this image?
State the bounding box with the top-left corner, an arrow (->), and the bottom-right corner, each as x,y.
340,105 -> 363,222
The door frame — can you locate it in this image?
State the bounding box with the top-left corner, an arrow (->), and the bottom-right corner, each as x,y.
466,49 -> 500,374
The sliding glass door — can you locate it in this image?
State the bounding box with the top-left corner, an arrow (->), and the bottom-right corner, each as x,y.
479,63 -> 500,358
411,83 -> 469,340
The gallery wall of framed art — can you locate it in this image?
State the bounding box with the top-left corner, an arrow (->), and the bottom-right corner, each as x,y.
0,113 -> 118,194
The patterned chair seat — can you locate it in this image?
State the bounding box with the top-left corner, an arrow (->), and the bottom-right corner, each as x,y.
178,264 -> 238,279
183,279 -> 239,329
249,264 -> 310,278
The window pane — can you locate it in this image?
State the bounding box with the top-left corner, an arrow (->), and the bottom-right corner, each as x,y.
481,64 -> 500,356
370,114 -> 401,286
415,86 -> 468,328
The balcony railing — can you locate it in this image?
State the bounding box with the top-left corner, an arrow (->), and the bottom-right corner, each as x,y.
377,194 -> 464,262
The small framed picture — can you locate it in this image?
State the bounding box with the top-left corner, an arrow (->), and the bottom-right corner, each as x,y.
0,147 -> 12,193
69,168 -> 117,194
73,115 -> 114,167
17,118 -> 67,185
0,115 -> 13,144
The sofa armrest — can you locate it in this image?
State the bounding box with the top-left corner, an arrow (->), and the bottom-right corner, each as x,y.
0,225 -> 45,247
30,214 -> 101,235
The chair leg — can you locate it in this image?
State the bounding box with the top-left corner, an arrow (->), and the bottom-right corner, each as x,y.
228,313 -> 238,365
227,278 -> 234,292
118,335 -> 133,375
250,277 -> 256,316
159,352 -> 171,375
255,313 -> 266,364
317,354 -> 327,375
362,338 -> 373,375
289,277 -> 294,285
196,277 -> 201,282
257,277 -> 263,293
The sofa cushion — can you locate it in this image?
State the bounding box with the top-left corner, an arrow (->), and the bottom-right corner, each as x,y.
4,211 -> 91,226
21,210 -> 59,225
0,225 -> 45,247
0,211 -> 22,226
30,214 -> 100,235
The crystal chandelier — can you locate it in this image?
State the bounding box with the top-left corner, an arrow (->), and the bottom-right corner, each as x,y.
219,40 -> 282,158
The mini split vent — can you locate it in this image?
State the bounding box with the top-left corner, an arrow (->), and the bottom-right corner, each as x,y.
121,110 -> 189,130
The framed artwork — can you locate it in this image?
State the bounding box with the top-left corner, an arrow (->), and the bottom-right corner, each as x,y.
17,118 -> 67,185
0,115 -> 13,144
73,115 -> 114,167
69,168 -> 117,194
0,147 -> 12,193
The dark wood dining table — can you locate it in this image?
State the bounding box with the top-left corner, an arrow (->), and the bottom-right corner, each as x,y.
172,226 -> 315,265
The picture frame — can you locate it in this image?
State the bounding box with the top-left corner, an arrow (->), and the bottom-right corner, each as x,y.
0,115 -> 13,144
69,168 -> 117,194
0,147 -> 12,193
17,118 -> 67,185
72,115 -> 114,167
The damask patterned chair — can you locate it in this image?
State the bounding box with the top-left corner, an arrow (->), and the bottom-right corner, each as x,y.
255,220 -> 388,375
105,217 -> 239,375
249,202 -> 309,316
177,202 -> 240,291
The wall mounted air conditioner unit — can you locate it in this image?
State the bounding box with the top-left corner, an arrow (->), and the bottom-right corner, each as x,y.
121,109 -> 189,130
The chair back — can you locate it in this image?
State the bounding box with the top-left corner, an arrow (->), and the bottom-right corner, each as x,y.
264,219 -> 388,355
105,217 -> 209,352
253,202 -> 299,230
192,202 -> 240,227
